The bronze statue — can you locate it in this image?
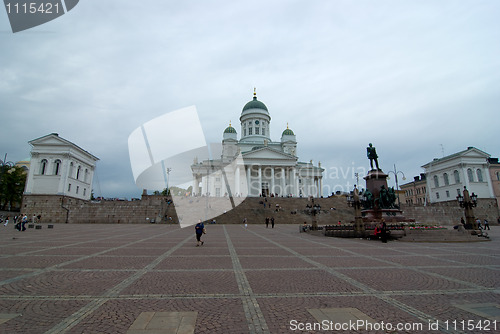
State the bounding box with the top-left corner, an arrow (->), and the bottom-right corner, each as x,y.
367,143 -> 380,170
362,189 -> 374,209
388,187 -> 397,208
379,185 -> 390,209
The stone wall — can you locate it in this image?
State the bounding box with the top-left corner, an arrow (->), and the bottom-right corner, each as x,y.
20,194 -> 500,226
401,199 -> 500,225
20,194 -> 178,224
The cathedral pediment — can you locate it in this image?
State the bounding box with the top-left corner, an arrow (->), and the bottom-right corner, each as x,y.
242,147 -> 296,161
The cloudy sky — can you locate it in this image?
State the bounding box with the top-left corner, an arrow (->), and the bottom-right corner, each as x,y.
1,0 -> 499,198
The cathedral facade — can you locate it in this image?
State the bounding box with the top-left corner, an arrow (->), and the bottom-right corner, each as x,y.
191,92 -> 324,198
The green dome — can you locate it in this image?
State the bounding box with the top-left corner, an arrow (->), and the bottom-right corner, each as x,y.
242,96 -> 268,112
224,125 -> 237,134
282,128 -> 294,136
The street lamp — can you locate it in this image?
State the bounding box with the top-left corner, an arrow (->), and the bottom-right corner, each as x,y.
456,186 -> 478,229
347,185 -> 364,233
387,164 -> 406,208
166,167 -> 172,195
306,196 -> 320,230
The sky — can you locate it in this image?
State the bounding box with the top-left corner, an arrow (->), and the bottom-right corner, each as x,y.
1,0 -> 499,199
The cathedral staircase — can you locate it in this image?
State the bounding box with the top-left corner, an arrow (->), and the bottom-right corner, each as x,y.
189,196 -> 354,226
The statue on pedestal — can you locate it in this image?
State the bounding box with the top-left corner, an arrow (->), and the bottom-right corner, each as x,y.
367,143 -> 380,170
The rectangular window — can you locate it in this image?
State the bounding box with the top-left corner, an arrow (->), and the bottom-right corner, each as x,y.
215,177 -> 221,182
215,188 -> 221,197
244,129 -> 246,136
249,127 -> 253,135
68,184 -> 71,192
446,190 -> 450,198
83,188 -> 86,196
255,127 -> 259,134
76,186 -> 79,194
262,128 -> 265,136
436,192 -> 440,199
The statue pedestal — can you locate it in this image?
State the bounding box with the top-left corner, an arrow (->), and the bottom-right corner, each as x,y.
364,169 -> 388,201
362,169 -> 408,223
361,208 -> 406,223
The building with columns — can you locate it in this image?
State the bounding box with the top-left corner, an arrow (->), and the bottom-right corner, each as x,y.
421,147 -> 495,203
24,133 -> 99,200
191,92 -> 324,198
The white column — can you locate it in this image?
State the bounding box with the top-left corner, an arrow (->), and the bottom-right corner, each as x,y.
193,175 -> 198,195
291,167 -> 297,197
235,167 -> 240,196
295,172 -> 299,197
270,167 -> 275,195
281,167 -> 286,196
220,171 -> 225,197
258,166 -> 262,196
246,166 -> 251,196
319,177 -> 323,197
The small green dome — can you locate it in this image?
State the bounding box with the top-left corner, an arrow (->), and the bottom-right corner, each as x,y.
224,121 -> 237,134
282,123 -> 294,136
242,96 -> 268,112
224,125 -> 237,134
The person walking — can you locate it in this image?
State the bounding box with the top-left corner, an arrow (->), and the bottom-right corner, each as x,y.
271,217 -> 275,228
243,217 -> 247,228
3,216 -> 9,227
476,218 -> 482,229
484,219 -> 490,230
380,219 -> 388,243
195,220 -> 205,246
265,217 -> 269,228
21,214 -> 28,231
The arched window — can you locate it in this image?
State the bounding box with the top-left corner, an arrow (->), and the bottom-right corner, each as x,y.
433,175 -> 439,188
477,169 -> 483,182
454,170 -> 460,183
69,162 -> 74,178
53,159 -> 61,175
443,173 -> 449,186
40,159 -> 48,175
76,166 -> 81,180
84,169 -> 89,183
467,168 -> 474,182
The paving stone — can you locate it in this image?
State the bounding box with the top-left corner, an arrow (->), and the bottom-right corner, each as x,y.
0,224 -> 498,333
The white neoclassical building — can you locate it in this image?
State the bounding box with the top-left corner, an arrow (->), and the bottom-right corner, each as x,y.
191,92 -> 324,198
24,133 -> 99,200
421,146 -> 495,203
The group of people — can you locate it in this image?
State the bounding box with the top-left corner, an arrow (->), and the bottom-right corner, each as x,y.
1,214 -> 29,231
1,213 -> 42,231
265,217 -> 275,228
459,217 -> 491,230
475,218 -> 490,230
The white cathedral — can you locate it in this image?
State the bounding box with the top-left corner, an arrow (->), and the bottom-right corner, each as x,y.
191,91 -> 324,198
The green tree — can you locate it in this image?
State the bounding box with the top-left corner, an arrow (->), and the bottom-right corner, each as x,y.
0,166 -> 27,210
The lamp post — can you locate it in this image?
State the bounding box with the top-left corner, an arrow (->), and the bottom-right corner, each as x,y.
307,196 -> 320,230
387,164 -> 406,208
456,186 -> 478,229
166,167 -> 172,195
347,185 -> 364,233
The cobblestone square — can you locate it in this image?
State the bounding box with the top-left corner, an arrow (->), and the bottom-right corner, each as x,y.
0,224 -> 498,333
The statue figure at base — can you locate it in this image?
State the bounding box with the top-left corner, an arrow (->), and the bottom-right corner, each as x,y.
367,143 -> 380,170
